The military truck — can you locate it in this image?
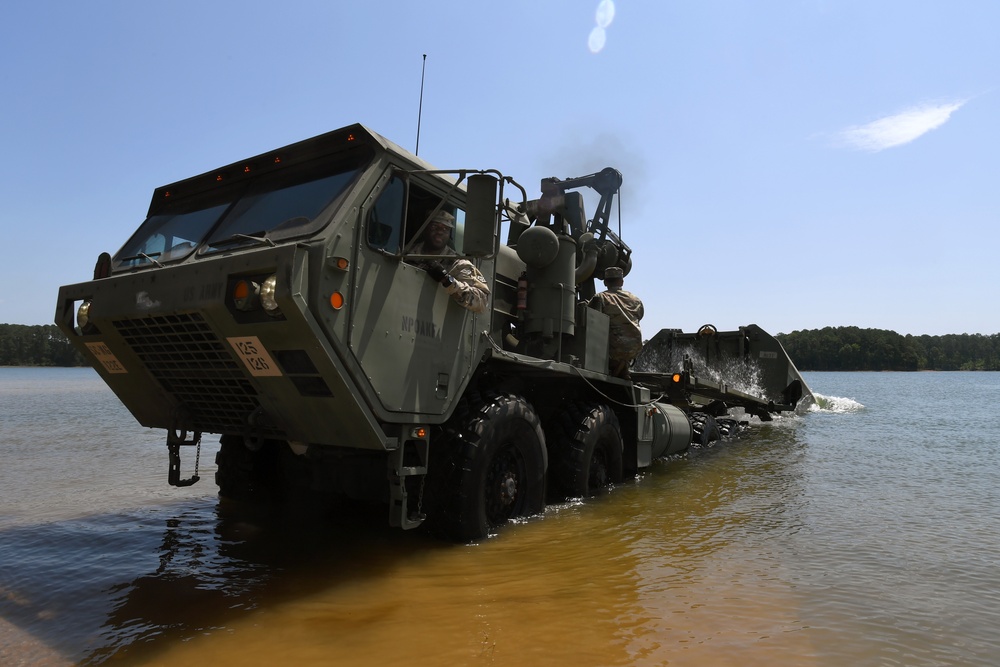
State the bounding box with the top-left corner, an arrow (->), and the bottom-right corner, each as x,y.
55,123 -> 813,541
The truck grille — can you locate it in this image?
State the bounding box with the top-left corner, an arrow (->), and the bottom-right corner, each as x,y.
113,313 -> 282,436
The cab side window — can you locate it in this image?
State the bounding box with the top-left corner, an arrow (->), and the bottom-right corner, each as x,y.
367,175 -> 405,252
366,173 -> 465,255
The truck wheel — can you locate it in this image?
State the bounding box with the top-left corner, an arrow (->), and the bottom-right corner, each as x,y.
549,402 -> 623,500
716,417 -> 744,438
215,434 -> 280,502
431,393 -> 547,542
690,412 -> 721,445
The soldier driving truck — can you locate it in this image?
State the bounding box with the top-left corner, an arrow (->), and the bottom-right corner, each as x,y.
408,209 -> 490,314
55,123 -> 814,542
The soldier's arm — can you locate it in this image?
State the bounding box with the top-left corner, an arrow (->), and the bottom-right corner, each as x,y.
444,261 -> 491,314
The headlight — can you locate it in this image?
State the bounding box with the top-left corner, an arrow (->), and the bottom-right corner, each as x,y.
77,300 -> 92,329
260,274 -> 280,315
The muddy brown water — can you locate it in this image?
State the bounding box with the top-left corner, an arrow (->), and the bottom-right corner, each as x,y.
3,368 -> 999,666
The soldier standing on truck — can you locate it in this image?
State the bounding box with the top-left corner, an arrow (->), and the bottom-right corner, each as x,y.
590,266 -> 644,379
410,210 -> 491,314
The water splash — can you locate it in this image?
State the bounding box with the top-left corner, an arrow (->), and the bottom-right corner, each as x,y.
636,345 -> 771,402
811,393 -> 865,414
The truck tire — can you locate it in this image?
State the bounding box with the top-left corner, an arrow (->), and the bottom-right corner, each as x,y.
690,412 -> 721,445
429,392 -> 547,542
215,434 -> 280,502
549,402 -> 623,500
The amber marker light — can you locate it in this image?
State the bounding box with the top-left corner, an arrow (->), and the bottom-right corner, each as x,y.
672,373 -> 682,383
329,291 -> 345,310
233,279 -> 258,311
410,426 -> 428,439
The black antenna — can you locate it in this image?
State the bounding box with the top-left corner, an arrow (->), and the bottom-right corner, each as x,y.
415,54 -> 427,156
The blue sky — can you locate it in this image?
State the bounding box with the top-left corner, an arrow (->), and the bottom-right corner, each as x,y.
2,1 -> 997,336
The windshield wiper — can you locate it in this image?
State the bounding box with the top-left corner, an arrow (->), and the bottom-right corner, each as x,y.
120,252 -> 164,267
208,232 -> 276,249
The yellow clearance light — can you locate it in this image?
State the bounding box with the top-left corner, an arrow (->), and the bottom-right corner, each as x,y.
330,291 -> 345,310
332,256 -> 349,271
672,373 -> 682,383
410,426 -> 427,439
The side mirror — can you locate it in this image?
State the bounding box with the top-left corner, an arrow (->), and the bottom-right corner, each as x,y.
94,252 -> 112,279
463,174 -> 498,258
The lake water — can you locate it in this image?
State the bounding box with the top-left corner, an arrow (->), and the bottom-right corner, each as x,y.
1,368 -> 999,666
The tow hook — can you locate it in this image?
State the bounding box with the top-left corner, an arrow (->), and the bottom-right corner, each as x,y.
167,428 -> 202,487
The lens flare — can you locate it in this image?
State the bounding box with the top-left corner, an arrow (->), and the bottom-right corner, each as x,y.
596,0 -> 615,28
588,27 -> 606,53
589,0 -> 615,53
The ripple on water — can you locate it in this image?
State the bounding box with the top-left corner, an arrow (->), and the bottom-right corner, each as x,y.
4,370 -> 1000,665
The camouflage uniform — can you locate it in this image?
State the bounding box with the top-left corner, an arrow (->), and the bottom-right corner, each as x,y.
410,242 -> 491,315
589,287 -> 644,377
441,258 -> 490,314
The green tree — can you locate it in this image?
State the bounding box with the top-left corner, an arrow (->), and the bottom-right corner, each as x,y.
0,324 -> 86,366
777,327 -> 1000,371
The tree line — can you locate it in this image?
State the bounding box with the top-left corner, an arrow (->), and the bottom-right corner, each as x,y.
3,323 -> 1000,371
0,324 -> 87,367
776,326 -> 1000,371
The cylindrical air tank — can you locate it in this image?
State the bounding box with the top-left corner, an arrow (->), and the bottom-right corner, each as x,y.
649,402 -> 692,459
516,226 -> 577,338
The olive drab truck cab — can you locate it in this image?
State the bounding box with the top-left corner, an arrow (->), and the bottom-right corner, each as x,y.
56,123 -> 814,542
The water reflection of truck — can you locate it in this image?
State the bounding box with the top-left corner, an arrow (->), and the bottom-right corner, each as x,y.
55,124 -> 813,541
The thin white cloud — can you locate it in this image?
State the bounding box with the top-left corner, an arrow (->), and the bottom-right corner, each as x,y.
838,100 -> 967,152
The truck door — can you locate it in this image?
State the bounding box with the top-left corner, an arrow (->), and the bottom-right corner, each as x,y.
350,171 -> 480,417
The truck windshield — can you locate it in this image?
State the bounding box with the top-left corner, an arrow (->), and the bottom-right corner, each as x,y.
114,202 -> 231,270
205,162 -> 360,250
113,153 -> 369,271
